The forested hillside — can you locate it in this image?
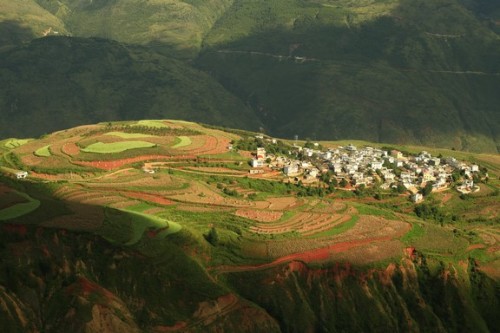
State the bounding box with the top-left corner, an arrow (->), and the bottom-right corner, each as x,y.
0,36 -> 261,138
0,0 -> 499,151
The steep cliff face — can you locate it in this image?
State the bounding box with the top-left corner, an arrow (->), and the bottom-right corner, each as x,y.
225,260 -> 499,333
0,224 -> 498,332
0,225 -> 280,333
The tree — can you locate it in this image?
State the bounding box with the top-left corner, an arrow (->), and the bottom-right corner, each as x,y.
421,182 -> 434,196
205,227 -> 219,246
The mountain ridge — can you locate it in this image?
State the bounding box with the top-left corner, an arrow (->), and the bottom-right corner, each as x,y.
0,0 -> 499,152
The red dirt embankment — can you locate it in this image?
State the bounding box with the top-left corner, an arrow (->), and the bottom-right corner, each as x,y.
210,233 -> 407,275
73,155 -> 197,170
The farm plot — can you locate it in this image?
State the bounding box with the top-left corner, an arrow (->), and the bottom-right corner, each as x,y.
249,212 -> 351,236
118,191 -> 174,206
87,172 -> 188,192
0,190 -> 40,221
81,141 -> 156,154
34,145 -> 51,157
176,204 -> 231,213
184,166 -> 246,175
174,135 -> 231,157
235,209 -> 283,222
72,155 -> 170,170
105,131 -> 156,139
59,137 -> 80,157
134,120 -> 169,128
172,136 -> 192,148
252,196 -> 301,210
21,154 -> 69,169
165,182 -> 250,207
263,215 -> 410,259
4,139 -> 30,149
0,185 -> 29,209
173,135 -> 205,152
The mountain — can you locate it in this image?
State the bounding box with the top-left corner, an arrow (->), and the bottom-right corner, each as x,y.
0,0 -> 233,57
196,0 -> 500,152
0,120 -> 499,332
0,0 -> 499,151
0,36 -> 261,138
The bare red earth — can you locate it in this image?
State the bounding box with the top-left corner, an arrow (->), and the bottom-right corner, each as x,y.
73,155 -> 197,170
62,142 -> 80,156
211,222 -> 411,275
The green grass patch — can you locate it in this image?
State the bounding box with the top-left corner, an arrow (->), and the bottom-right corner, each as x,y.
199,151 -> 249,161
172,136 -> 192,148
0,191 -> 40,221
401,222 -> 425,243
34,145 -> 51,157
105,131 -> 156,139
81,141 -> 156,154
134,120 -> 168,128
353,203 -> 396,219
125,202 -> 159,213
4,139 -> 31,149
306,215 -> 359,238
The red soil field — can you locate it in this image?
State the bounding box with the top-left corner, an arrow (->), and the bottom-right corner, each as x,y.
211,234 -> 408,275
62,142 -> 80,156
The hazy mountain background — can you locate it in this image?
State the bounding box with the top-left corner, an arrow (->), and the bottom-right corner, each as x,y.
0,0 -> 499,151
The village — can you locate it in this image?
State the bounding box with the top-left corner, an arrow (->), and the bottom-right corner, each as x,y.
246,136 -> 484,203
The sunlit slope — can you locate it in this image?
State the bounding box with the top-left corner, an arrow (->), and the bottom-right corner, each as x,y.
0,0 -> 68,50
32,0 -> 234,57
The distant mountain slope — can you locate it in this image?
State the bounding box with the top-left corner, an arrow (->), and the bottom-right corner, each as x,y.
32,0 -> 234,58
0,0 -> 68,50
0,0 -> 499,151
0,36 -> 261,138
197,0 -> 500,152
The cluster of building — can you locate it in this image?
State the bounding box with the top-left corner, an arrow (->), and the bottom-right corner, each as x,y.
250,141 -> 483,201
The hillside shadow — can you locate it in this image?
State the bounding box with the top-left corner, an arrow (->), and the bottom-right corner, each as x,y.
194,0 -> 500,150
0,20 -> 35,51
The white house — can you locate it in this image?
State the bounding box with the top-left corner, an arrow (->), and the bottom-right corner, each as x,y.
371,160 -> 384,170
284,163 -> 299,176
411,193 -> 423,203
251,159 -> 265,168
142,168 -> 155,174
256,147 -> 266,160
429,158 -> 441,166
16,171 -> 28,179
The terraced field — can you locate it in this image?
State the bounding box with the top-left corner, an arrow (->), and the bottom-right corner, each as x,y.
1,119 -> 498,281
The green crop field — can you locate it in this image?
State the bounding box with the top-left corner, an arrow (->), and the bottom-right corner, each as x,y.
105,131 -> 156,139
134,120 -> 169,128
0,191 -> 40,221
4,139 -> 31,149
81,141 -> 156,154
172,136 -> 192,148
34,145 -> 51,157
306,215 -> 359,238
